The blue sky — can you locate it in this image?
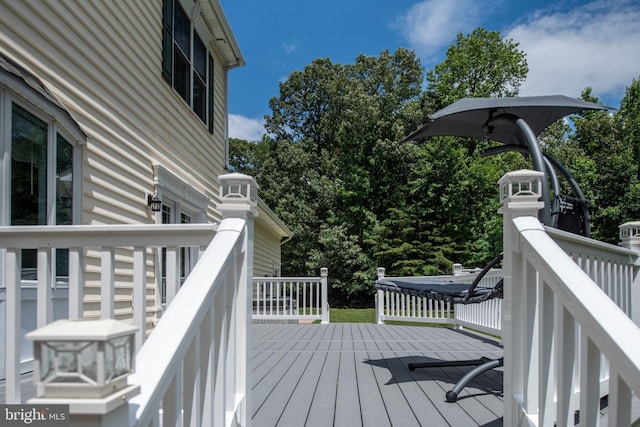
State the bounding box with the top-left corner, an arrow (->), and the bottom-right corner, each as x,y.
220,0 -> 640,141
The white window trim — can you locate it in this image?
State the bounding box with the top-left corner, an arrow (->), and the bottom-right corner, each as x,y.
152,163 -> 208,315
1,94 -> 83,226
152,163 -> 208,224
0,74 -> 85,288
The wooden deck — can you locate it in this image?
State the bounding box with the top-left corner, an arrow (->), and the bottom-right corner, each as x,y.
252,323 -> 503,426
2,323 -> 504,426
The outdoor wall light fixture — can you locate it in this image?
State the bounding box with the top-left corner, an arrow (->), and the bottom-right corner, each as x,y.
146,192 -> 162,212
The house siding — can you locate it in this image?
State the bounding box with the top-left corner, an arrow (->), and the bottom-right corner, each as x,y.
254,220 -> 284,277
0,1 -> 285,328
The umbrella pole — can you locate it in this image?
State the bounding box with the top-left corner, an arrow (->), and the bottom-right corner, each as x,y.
488,114 -> 551,226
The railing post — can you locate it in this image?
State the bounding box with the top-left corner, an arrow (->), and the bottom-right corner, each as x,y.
320,268 -> 329,324
452,263 -> 463,276
376,267 -> 386,324
217,172 -> 258,427
26,319 -> 140,427
619,221 -> 640,326
498,170 -> 545,425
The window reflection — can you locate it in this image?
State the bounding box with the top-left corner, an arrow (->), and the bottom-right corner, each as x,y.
56,134 -> 73,225
11,104 -> 48,226
10,104 -> 74,282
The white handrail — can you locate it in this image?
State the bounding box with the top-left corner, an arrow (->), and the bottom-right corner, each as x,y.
252,268 -> 329,324
374,268 -> 502,334
128,217 -> 248,426
507,215 -> 640,426
0,224 -> 215,404
497,169 -> 640,426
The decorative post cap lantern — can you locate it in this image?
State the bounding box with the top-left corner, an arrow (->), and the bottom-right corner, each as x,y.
26,319 -> 137,399
498,169 -> 543,203
619,221 -> 640,251
498,170 -> 545,216
217,172 -> 259,218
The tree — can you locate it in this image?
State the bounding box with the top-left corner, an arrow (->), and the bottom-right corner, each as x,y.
259,49 -> 428,306
400,27 -> 530,270
426,28 -> 528,109
228,136 -> 269,176
265,58 -> 348,154
617,78 -> 640,182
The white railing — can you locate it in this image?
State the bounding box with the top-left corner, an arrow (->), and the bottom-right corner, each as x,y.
129,216 -> 250,427
501,170 -> 640,426
545,226 -> 640,325
375,267 -> 503,336
0,223 -> 215,403
375,230 -> 639,340
252,268 -> 329,324
375,270 -> 453,325
5,172 -> 258,427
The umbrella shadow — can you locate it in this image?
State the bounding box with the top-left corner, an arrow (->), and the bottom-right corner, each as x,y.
363,354 -> 503,402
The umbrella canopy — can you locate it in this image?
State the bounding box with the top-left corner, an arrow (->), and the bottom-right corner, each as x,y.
402,95 -> 612,229
403,95 -> 611,144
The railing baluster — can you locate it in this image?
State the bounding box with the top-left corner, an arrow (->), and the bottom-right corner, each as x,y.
608,372 -> 632,427
225,267 -> 236,419
268,280 -> 274,314
37,247 -> 52,327
539,280 -> 555,426
200,306 -> 214,426
68,247 -> 83,319
133,246 -> 147,351
213,282 -> 226,427
556,305 -> 576,427
165,246 -> 179,306
101,247 -> 115,318
579,332 -> 600,426
162,373 -> 179,427
184,331 -> 201,427
5,248 -> 21,403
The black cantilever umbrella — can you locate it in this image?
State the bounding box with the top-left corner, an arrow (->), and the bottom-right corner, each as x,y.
402,95 -> 612,227
402,95 -> 611,144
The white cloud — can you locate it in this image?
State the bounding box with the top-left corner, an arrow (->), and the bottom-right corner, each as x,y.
228,114 -> 265,141
505,0 -> 640,105
396,0 -> 483,57
282,42 -> 298,55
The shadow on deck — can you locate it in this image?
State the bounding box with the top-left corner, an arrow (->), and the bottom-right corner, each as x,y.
2,323 -> 504,426
251,323 -> 503,427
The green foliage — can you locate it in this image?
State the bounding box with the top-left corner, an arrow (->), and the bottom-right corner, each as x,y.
426,28 -> 528,108
307,224 -> 376,307
236,34 -> 639,307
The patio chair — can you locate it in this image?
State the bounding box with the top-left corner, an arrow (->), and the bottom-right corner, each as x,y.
383,96 -> 606,402
374,253 -> 503,402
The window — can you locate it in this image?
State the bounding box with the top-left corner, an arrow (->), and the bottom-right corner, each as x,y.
152,163 -> 207,306
1,52 -> 84,283
162,0 -> 215,133
159,202 -> 197,305
8,105 -> 76,280
2,101 -> 80,281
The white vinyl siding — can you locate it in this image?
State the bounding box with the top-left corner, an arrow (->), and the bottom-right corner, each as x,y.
254,221 -> 284,277
0,0 -> 230,323
0,1 -> 285,326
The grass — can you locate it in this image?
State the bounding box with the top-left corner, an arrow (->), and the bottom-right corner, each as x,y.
323,308 -> 453,328
329,308 -> 376,323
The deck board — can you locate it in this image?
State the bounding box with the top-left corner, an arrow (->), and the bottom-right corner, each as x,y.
2,322 -> 504,426
252,323 -> 503,426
